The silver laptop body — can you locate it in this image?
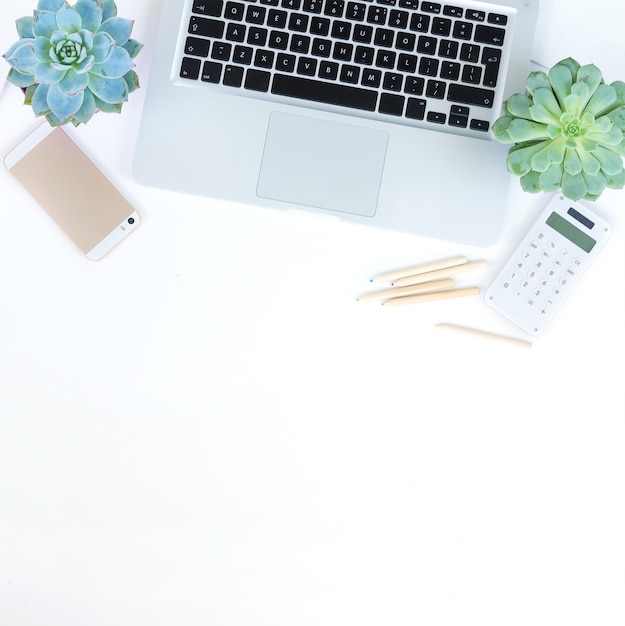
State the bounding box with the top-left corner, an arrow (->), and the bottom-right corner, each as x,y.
133,0 -> 539,245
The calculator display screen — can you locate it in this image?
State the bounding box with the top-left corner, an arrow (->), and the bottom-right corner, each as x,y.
546,212 -> 596,253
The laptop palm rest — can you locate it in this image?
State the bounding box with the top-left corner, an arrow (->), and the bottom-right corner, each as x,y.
257,112 -> 388,217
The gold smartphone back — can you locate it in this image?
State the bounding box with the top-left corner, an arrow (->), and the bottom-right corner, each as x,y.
6,125 -> 139,259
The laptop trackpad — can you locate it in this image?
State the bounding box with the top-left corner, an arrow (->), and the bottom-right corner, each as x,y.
257,112 -> 388,217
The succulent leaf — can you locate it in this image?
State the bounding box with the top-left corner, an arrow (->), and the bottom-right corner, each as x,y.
37,0 -> 65,11
16,16 -> 35,39
74,0 -> 103,32
3,0 -> 141,125
494,58 -> 625,200
98,17 -> 134,45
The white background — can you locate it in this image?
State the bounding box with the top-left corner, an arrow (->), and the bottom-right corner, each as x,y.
1,1 -> 624,624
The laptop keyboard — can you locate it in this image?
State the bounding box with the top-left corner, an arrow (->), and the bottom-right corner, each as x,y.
177,0 -> 513,136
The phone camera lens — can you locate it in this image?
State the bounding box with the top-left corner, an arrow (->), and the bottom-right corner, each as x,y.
128,217 -> 135,225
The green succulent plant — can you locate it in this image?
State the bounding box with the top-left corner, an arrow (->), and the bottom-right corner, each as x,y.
3,0 -> 142,126
493,58 -> 625,201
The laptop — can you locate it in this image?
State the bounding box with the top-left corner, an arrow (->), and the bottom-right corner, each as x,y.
132,0 -> 539,245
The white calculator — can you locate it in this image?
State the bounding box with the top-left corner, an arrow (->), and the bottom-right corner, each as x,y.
485,194 -> 612,336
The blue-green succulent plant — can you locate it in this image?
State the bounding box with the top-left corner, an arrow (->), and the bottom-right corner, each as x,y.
3,0 -> 142,126
493,58 -> 625,201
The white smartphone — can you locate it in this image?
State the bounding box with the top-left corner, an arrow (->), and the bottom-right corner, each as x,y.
4,123 -> 140,260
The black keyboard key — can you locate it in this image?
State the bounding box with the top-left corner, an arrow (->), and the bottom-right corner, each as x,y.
417,36 -> 437,55
189,16 -> 225,38
440,61 -> 460,80
354,45 -> 374,64
474,24 -> 505,46
254,48 -> 275,67
459,42 -> 479,62
180,57 -> 202,79
310,16 -> 331,35
331,20 -> 352,39
291,33 -> 311,53
361,68 -> 382,87
443,5 -> 463,17
452,21 -> 472,40
211,41 -> 232,60
375,49 -> 396,68
302,0 -> 323,13
465,9 -> 485,21
185,36 -> 211,57
397,53 -> 417,72
223,64 -> 244,86
374,28 -> 394,47
389,9 -> 409,28
426,79 -> 446,99
277,52 -> 296,72
268,30 -> 289,49
245,68 -> 271,91
233,44 -> 253,64
406,97 -> 426,119
481,47 -> 501,86
461,64 -> 482,84
353,24 -> 373,43
201,60 -> 223,82
271,74 -> 377,110
312,37 -> 332,56
333,41 -> 353,60
367,6 -> 387,24
226,23 -> 247,41
448,83 -> 495,107
346,1 -> 366,20
418,57 -> 438,76
268,8 -> 287,27
325,0 -> 345,17
470,118 -> 490,132
420,2 -> 441,13
383,71 -> 403,91
488,13 -> 507,25
410,14 -> 430,32
448,104 -> 469,127
438,39 -> 458,58
289,12 -> 310,31
396,32 -> 416,51
247,27 -> 268,46
297,56 -> 318,75
340,64 -> 360,83
427,111 -> 446,124
245,5 -> 267,23
319,60 -> 339,79
193,0 -> 224,17
404,75 -> 424,94
431,17 -> 451,35
379,93 -> 405,116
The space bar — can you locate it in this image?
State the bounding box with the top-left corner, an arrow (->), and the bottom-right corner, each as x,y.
271,74 -> 378,112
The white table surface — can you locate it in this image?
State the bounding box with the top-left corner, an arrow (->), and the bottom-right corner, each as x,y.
1,1 -> 624,624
